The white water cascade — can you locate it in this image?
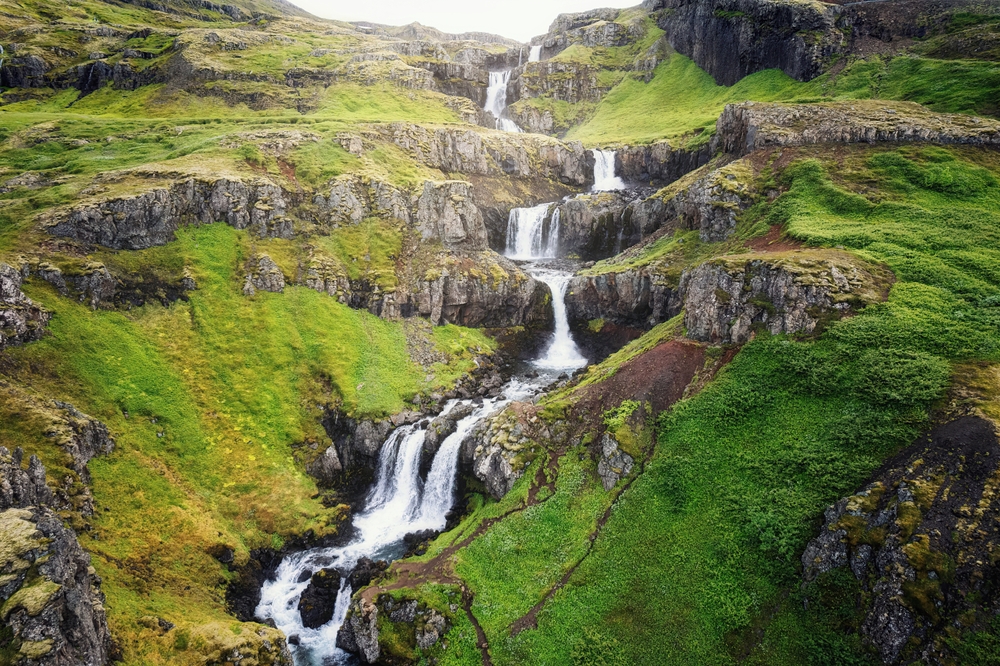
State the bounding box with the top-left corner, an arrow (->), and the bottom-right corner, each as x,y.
505,203 -> 588,371
256,246 -> 588,664
529,45 -> 542,62
592,149 -> 626,192
484,70 -> 522,133
505,203 -> 560,260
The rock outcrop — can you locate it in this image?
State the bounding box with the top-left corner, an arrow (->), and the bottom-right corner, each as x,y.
243,254 -> 286,296
462,403 -> 550,500
415,181 -> 488,251
0,506 -> 114,666
359,123 -> 593,186
801,416 -> 1000,664
336,598 -> 380,664
597,433 -> 634,491
511,62 -> 608,105
566,268 -> 681,329
617,139 -> 716,186
0,263 -> 51,350
45,177 -> 294,250
0,447 -> 114,666
338,593 -> 453,664
649,159 -> 756,242
717,100 -> 1000,157
680,252 -> 889,344
645,0 -> 843,85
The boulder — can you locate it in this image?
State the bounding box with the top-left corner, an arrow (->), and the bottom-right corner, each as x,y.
347,557 -> 388,591
297,569 -> 341,629
336,598 -> 380,664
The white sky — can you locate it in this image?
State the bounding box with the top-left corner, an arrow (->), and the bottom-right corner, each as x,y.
288,0 -> 640,43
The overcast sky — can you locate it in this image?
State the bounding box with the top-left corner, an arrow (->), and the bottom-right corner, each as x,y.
288,0 -> 640,43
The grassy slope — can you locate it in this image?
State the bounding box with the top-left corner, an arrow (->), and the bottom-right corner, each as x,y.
0,6 -> 489,661
411,145 -> 1000,665
563,52 -> 1000,145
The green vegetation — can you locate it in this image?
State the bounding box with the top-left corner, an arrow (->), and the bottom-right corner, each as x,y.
566,52 -> 1000,145
420,144 -> 1000,665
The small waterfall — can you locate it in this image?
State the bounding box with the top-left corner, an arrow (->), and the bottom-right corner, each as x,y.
592,149 -> 626,192
518,48 -> 523,67
529,45 -> 542,62
505,203 -> 558,260
505,203 -> 587,371
484,70 -> 522,133
531,269 -> 588,371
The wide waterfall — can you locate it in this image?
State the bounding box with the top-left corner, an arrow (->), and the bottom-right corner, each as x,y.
484,70 -> 522,133
529,45 -> 542,62
592,149 -> 626,191
256,203 -> 588,662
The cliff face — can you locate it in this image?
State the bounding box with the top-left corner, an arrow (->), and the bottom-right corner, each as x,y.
680,252 -> 889,344
644,0 -> 843,86
717,100 -> 1000,156
45,177 -> 294,250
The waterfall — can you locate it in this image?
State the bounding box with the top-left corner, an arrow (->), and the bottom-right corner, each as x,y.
256,364 -> 569,664
505,203 -> 558,260
484,70 -> 522,133
505,203 -> 587,371
529,45 -> 542,62
592,149 -> 626,192
530,269 -> 588,371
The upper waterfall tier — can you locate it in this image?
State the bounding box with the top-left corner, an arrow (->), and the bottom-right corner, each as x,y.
592,149 -> 626,191
485,70 -> 523,133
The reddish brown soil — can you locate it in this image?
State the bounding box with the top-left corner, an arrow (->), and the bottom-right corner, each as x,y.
744,224 -> 804,253
573,339 -> 706,419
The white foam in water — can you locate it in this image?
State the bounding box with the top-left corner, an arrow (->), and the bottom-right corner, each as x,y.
484,70 -> 522,133
529,45 -> 542,62
592,149 -> 626,191
256,379 -> 554,664
505,203 -> 558,260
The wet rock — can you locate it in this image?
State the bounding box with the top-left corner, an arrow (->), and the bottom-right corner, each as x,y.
347,557 -> 388,591
297,568 -> 341,629
336,598 -> 380,664
597,433 -> 634,491
423,403 -> 476,460
0,263 -> 51,350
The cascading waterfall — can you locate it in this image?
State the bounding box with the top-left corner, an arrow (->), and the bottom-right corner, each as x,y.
592,149 -> 626,192
505,203 -> 588,371
505,203 -> 559,260
529,45 -> 542,62
256,270 -> 585,664
484,70 -> 522,133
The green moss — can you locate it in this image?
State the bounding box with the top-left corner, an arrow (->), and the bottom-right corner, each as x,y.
1,579 -> 61,620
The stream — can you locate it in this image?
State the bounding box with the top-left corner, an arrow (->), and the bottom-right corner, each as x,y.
257,75 -> 625,660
